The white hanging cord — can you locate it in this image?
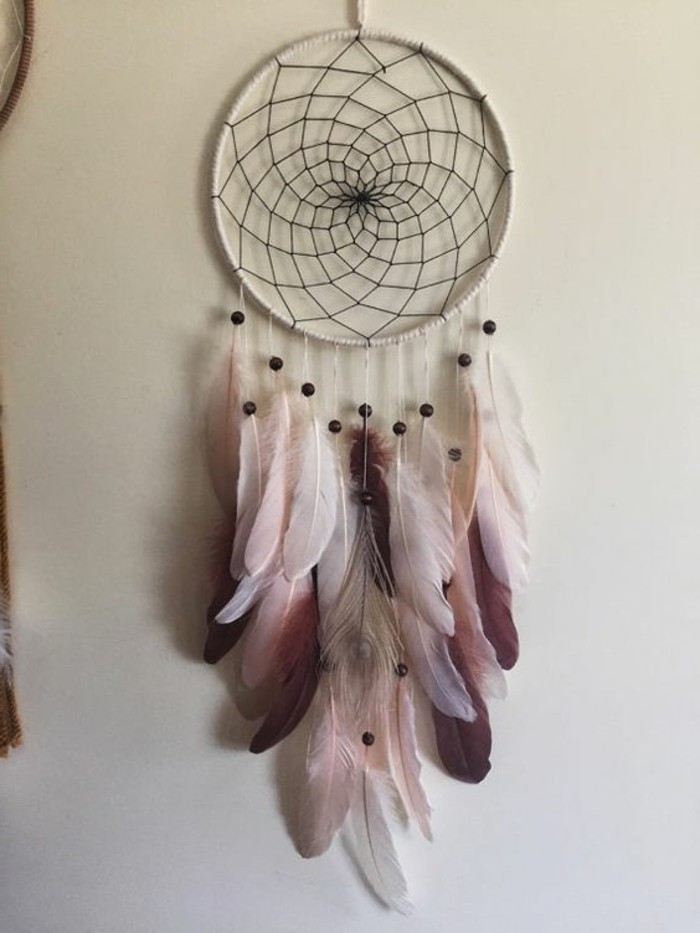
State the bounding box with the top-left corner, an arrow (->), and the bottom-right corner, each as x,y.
362,343 -> 371,488
239,283 -> 249,397
423,332 -> 431,403
303,332 -> 310,382
333,344 -> 339,419
357,0 -> 368,30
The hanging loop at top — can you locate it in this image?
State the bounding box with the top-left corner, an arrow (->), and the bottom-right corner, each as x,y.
357,0 -> 368,29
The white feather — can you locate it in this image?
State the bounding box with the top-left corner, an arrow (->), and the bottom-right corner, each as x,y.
283,417 -> 339,581
476,456 -> 529,592
349,768 -> 413,914
388,458 -> 455,635
243,394 -> 294,577
399,601 -> 475,721
229,415 -> 263,579
474,351 -> 539,514
298,678 -> 359,858
418,420 -> 455,580
387,679 -> 432,841
215,565 -> 275,624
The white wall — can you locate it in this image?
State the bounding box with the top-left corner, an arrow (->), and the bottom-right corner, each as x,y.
1,1 -> 699,930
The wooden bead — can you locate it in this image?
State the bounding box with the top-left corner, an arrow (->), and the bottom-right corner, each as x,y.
230,311 -> 245,325
269,356 -> 283,371
392,421 -> 407,436
448,447 -> 462,462
419,403 -> 434,418
242,401 -> 256,416
483,319 -> 497,335
328,419 -> 342,434
301,382 -> 315,397
358,403 -> 372,419
362,731 -> 375,746
396,663 -> 409,677
458,352 -> 472,367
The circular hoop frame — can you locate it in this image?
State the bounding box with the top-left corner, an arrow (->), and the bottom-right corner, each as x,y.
211,28 -> 514,347
0,0 -> 34,134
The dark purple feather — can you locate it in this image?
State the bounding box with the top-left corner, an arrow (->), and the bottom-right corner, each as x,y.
249,590 -> 320,753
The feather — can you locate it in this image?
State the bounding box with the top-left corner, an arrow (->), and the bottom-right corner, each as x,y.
449,498 -> 507,700
453,383 -> 481,524
283,415 -> 339,581
206,325 -> 244,517
242,573 -> 309,688
432,670 -> 492,784
399,601 -> 474,721
348,426 -> 394,591
229,414 -> 264,579
349,767 -> 412,914
203,517 -> 251,663
249,583 -> 320,753
418,420 -> 455,580
214,564 -> 276,625
475,452 -> 530,592
321,519 -> 401,717
298,677 -> 359,858
387,678 -> 432,840
474,351 -> 539,514
244,392 -> 295,577
389,457 -> 455,635
469,513 -> 518,670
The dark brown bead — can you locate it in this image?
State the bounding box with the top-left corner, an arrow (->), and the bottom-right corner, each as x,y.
230,311 -> 245,325
358,403 -> 372,419
458,352 -> 472,368
448,447 -> 462,462
328,419 -> 342,434
396,663 -> 409,677
392,421 -> 407,436
361,731 -> 375,746
301,382 -> 315,397
359,491 -> 373,506
269,356 -> 283,371
242,401 -> 256,416
483,319 -> 497,335
419,403 -> 434,418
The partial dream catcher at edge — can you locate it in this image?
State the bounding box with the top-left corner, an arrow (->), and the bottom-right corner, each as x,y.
0,0 -> 33,756
203,0 -> 538,912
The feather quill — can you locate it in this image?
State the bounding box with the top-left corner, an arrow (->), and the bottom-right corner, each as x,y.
283,415 -> 339,581
349,767 -> 412,914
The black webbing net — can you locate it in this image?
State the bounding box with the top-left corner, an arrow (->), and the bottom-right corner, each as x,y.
213,33 -> 511,344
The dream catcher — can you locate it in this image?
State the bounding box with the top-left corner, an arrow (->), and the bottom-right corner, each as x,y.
204,1 -> 537,911
0,0 -> 32,756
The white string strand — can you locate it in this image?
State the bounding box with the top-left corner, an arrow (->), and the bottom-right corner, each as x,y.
357,0 -> 368,29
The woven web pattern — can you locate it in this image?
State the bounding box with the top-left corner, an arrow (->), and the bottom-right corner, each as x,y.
0,0 -> 24,108
213,34 -> 511,344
